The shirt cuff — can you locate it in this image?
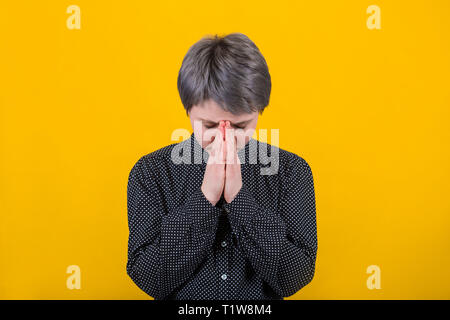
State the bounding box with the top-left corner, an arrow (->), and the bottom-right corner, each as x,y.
223,184 -> 259,227
184,186 -> 222,226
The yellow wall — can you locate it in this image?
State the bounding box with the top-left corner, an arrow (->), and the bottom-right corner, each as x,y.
1,0 -> 449,299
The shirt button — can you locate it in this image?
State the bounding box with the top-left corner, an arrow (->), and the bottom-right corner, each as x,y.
221,274 -> 227,280
224,207 -> 230,213
221,241 -> 227,247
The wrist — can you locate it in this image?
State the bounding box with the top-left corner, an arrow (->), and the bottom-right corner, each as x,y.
201,184 -> 219,206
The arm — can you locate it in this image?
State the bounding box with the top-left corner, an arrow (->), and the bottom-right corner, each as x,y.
126,157 -> 222,299
224,155 -> 318,297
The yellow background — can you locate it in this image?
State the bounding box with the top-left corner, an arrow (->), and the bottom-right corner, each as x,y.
1,0 -> 449,299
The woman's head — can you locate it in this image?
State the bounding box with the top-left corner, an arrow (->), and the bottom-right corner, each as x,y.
188,99 -> 258,150
177,33 -> 271,149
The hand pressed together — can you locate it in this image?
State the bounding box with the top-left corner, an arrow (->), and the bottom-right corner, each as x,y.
201,120 -> 242,206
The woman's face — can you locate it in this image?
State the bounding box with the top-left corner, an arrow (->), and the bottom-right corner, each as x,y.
188,99 -> 258,151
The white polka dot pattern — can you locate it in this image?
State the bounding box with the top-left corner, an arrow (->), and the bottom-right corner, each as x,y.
126,132 -> 317,300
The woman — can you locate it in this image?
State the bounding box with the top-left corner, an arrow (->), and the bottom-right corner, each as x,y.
126,33 -> 318,300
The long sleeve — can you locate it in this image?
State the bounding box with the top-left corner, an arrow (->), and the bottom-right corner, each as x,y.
224,154 -> 318,297
126,157 -> 222,299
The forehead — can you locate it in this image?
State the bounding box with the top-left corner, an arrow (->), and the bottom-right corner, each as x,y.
190,100 -> 256,123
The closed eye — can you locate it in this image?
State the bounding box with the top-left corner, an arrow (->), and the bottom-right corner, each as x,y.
205,125 -> 245,129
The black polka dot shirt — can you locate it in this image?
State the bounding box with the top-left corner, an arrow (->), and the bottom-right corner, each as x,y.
126,132 -> 318,300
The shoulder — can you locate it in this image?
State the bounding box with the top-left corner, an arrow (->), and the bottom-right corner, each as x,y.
128,141 -> 180,181
255,139 -> 313,178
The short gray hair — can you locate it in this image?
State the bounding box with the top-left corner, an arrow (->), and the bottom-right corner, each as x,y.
177,33 -> 271,116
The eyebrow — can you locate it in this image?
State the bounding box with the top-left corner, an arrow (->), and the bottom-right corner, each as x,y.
199,118 -> 251,126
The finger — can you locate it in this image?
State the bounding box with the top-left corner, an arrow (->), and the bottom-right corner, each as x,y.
219,121 -> 225,141
226,121 -> 232,143
235,134 -> 241,165
224,121 -> 228,140
219,121 -> 227,161
221,129 -> 227,164
214,129 -> 222,161
214,130 -> 227,165
226,126 -> 237,165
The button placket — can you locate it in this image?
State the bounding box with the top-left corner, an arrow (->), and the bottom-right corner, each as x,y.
215,212 -> 230,299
